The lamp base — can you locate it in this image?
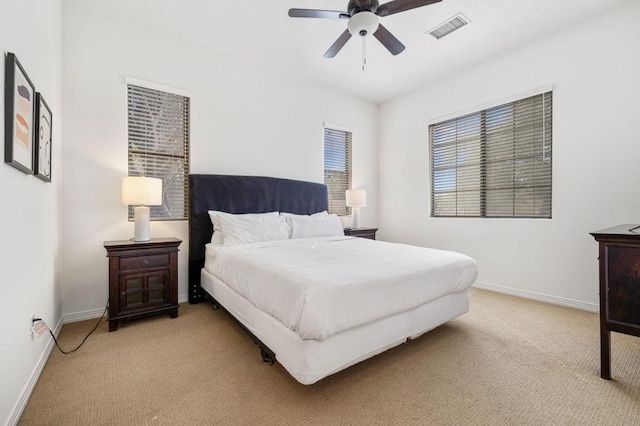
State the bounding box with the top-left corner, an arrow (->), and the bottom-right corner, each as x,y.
133,205 -> 151,242
351,207 -> 361,229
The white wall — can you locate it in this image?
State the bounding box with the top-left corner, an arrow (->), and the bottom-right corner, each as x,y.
60,1 -> 379,316
0,1 -> 62,425
378,0 -> 640,309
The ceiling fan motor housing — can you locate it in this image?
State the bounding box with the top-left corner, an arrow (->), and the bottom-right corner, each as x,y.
348,0 -> 380,15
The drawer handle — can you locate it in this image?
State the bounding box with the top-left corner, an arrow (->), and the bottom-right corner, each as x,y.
142,259 -> 149,266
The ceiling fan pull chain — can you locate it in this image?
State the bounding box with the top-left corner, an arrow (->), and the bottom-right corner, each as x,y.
362,35 -> 366,71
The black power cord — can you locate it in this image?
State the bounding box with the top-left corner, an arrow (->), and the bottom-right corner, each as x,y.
35,301 -> 109,355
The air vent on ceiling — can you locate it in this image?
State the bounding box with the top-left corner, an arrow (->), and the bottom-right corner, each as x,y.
427,13 -> 470,40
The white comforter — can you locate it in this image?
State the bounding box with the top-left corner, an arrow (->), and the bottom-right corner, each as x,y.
205,237 -> 477,341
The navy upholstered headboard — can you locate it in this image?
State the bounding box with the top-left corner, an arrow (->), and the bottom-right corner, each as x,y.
188,174 -> 329,303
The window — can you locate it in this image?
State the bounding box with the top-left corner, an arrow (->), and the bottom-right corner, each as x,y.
430,91 -> 552,218
324,126 -> 352,216
127,83 -> 190,220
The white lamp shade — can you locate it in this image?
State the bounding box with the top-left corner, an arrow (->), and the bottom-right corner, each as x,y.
348,11 -> 379,37
346,189 -> 367,208
122,176 -> 163,206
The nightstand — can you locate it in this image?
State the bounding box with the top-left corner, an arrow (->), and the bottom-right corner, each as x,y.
344,227 -> 378,240
104,237 -> 181,332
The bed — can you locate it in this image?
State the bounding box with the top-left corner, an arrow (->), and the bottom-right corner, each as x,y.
189,174 -> 477,385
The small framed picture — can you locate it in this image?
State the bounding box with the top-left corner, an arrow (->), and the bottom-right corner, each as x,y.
4,52 -> 36,174
34,93 -> 52,182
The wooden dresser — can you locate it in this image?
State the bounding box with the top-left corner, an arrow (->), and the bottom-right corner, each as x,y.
104,237 -> 181,331
590,225 -> 640,379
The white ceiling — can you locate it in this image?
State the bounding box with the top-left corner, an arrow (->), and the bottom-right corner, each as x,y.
86,0 -> 627,103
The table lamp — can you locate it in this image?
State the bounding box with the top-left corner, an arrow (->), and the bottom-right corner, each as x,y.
346,189 -> 366,229
122,176 -> 162,242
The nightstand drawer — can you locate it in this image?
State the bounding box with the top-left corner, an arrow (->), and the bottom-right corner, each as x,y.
119,253 -> 169,271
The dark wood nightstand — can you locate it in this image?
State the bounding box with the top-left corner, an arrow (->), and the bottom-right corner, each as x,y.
344,227 -> 378,240
104,237 -> 181,332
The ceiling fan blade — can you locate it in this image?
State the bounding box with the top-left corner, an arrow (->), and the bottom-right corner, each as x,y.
324,29 -> 353,58
289,9 -> 349,19
373,24 -> 406,55
376,0 -> 442,17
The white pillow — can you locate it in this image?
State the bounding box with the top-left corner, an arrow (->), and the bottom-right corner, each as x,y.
208,211 -> 225,245
287,214 -> 345,239
279,211 -> 328,219
214,211 -> 290,246
279,211 -> 328,237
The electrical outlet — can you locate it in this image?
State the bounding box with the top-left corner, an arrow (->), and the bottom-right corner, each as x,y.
30,314 -> 35,338
32,319 -> 50,339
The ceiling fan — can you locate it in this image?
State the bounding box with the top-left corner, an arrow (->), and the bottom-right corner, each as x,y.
289,0 -> 443,59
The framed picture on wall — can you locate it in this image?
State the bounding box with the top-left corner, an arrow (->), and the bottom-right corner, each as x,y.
34,93 -> 52,182
4,52 -> 36,174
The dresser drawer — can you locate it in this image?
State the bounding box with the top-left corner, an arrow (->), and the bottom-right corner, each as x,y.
119,253 -> 169,271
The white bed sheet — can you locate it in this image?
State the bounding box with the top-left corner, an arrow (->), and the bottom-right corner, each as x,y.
205,237 -> 477,340
201,268 -> 469,385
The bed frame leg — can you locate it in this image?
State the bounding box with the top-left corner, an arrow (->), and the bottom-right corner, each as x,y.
206,293 -> 276,365
260,348 -> 275,365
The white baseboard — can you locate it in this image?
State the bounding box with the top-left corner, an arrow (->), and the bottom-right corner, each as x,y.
7,316 -> 64,426
472,281 -> 599,313
62,293 -> 190,324
62,307 -> 107,324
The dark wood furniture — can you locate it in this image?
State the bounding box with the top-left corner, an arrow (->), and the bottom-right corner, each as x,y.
104,237 -> 181,332
590,225 -> 640,379
344,227 -> 378,240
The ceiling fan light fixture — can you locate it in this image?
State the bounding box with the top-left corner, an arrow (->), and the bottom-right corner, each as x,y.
290,0 -> 442,60
348,12 -> 379,37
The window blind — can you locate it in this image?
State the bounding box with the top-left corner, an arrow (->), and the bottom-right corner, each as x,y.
324,127 -> 352,216
430,91 -> 552,218
127,84 -> 190,220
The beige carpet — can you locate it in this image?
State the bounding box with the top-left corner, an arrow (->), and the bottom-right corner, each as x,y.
19,289 -> 640,425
